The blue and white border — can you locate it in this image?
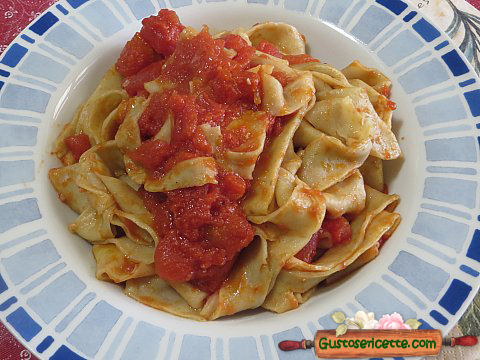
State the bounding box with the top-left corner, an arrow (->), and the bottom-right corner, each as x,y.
1,0 -> 480,359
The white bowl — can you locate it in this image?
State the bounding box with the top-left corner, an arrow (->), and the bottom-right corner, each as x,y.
0,0 -> 479,359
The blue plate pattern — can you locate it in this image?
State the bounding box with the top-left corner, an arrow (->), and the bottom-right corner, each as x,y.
0,0 -> 480,359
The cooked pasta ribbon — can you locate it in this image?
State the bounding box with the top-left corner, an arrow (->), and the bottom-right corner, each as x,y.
50,18 -> 402,320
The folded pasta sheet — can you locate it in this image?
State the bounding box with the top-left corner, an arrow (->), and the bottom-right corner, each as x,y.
49,11 -> 402,320
264,187 -> 400,313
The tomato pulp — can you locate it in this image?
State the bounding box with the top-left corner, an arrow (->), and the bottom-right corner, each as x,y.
256,40 -> 320,65
117,10 -> 267,292
295,217 -> 353,263
115,11 -> 340,290
129,27 -> 268,178
141,183 -> 254,293
64,134 -> 91,162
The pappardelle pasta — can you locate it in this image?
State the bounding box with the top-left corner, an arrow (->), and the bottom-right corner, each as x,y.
49,10 -> 401,320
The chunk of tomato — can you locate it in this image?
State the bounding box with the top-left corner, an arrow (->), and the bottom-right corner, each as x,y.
284,53 -> 320,65
115,33 -> 156,77
190,257 -> 236,293
140,9 -> 185,57
128,139 -> 171,171
256,40 -> 284,59
322,217 -> 352,246
387,99 -> 397,110
271,70 -> 291,87
137,91 -> 170,139
144,185 -> 254,291
223,34 -> 255,69
223,34 -> 248,53
379,85 -> 391,98
122,60 -> 165,96
218,172 -> 247,201
295,217 -> 352,263
295,229 -> 329,263
64,134 -> 91,162
378,233 -> 391,248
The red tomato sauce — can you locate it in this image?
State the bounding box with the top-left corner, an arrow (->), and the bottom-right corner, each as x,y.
378,233 -> 390,249
64,134 -> 91,162
256,40 -> 284,59
140,9 -> 185,56
116,11 -> 269,292
284,54 -> 320,65
294,229 -> 329,263
379,85 -> 391,98
271,70 -> 291,87
322,217 -> 352,246
128,27 -> 270,178
141,184 -> 254,293
267,113 -> 294,138
255,40 -> 320,66
115,33 -> 157,77
122,60 -> 165,96
295,216 -> 353,263
386,99 -> 397,110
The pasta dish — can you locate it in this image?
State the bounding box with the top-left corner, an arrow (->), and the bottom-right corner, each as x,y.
49,10 -> 401,320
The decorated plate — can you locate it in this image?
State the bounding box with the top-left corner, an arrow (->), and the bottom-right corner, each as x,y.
0,0 -> 479,359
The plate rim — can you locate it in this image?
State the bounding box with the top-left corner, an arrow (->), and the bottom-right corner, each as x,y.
0,0 -> 479,359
